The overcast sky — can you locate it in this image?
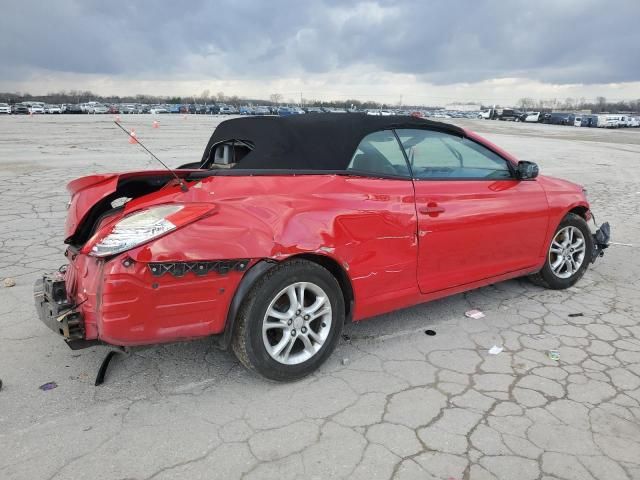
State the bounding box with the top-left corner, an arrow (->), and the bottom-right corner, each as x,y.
1,0 -> 639,105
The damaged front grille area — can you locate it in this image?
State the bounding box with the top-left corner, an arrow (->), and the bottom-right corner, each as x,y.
148,260 -> 250,278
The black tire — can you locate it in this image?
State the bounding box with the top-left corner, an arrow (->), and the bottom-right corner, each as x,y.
529,213 -> 593,289
231,259 -> 344,381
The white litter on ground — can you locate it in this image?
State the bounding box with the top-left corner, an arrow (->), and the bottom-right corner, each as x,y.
465,309 -> 485,319
488,345 -> 504,355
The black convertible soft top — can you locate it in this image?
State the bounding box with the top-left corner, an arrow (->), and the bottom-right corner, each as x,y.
200,114 -> 464,171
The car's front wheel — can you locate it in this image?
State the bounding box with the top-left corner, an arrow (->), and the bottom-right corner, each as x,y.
232,259 -> 344,381
529,213 -> 593,289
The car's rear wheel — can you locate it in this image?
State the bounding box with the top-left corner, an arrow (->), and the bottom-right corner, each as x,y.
529,213 -> 593,289
231,259 -> 344,381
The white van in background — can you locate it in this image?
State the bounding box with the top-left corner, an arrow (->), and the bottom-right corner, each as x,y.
597,115 -> 624,128
478,108 -> 500,120
524,112 -> 542,122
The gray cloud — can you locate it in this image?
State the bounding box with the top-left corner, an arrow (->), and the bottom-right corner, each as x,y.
1,0 -> 639,85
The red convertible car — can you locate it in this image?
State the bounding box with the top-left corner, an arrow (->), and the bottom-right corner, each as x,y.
35,115 -> 609,381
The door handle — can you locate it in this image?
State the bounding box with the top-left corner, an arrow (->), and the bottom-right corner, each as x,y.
418,203 -> 445,216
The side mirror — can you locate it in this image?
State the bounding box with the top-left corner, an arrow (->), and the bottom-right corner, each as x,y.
516,161 -> 539,180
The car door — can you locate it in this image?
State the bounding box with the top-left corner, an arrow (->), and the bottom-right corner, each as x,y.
339,130 -> 419,318
395,128 -> 549,294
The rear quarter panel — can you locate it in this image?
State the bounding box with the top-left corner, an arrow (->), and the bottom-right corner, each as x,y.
126,174 -> 419,321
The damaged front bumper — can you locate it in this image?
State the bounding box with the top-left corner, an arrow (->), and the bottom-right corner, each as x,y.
33,270 -> 100,350
591,221 -> 611,263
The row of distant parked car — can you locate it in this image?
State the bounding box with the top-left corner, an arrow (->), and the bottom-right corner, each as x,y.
3,101 -> 638,127
0,101 -> 424,117
478,108 -> 640,128
0,101 -> 304,116
0,102 -> 68,114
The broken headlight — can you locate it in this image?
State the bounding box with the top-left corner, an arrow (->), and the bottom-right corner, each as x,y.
89,203 -> 215,257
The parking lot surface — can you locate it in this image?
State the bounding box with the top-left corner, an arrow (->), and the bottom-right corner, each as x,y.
1,115 -> 639,480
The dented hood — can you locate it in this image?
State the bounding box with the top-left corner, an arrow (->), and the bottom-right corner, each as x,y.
64,170 -> 192,241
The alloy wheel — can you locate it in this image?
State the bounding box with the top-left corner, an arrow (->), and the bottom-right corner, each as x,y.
548,226 -> 586,279
262,282 -> 332,365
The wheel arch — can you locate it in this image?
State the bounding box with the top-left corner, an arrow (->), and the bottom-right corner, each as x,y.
537,201 -> 590,264
293,253 -> 354,325
220,253 -> 354,349
567,204 -> 589,221
221,259 -> 277,350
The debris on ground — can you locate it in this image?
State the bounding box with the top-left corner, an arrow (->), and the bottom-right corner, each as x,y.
39,382 -> 58,391
465,309 -> 485,319
95,351 -> 121,386
0,378 -> 3,391
548,350 -> 561,361
424,329 -> 437,336
488,345 -> 503,355
341,334 -> 351,343
568,313 -> 584,318
341,358 -> 350,366
3,278 -> 16,288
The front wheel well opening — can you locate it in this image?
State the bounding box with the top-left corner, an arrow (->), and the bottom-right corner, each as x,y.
292,253 -> 354,323
568,206 -> 588,220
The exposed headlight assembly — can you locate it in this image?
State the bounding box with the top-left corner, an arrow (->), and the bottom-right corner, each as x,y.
89,203 -> 215,257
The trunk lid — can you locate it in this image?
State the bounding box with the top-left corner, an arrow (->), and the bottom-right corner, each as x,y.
65,174 -> 119,240
64,170 -> 193,244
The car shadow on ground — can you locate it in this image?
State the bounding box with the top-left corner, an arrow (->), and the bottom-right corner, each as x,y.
74,278 -> 534,397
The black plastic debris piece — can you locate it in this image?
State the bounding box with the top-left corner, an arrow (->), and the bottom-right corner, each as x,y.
424,329 -> 437,336
591,222 -> 610,262
341,334 -> 351,343
39,381 -> 57,391
95,351 -> 119,386
0,378 -> 3,391
568,313 -> 584,318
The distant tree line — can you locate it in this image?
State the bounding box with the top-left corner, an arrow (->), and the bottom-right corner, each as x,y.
2,90 -> 639,113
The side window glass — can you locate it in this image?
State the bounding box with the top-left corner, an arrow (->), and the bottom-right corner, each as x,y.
347,131 -> 410,178
396,129 -> 512,179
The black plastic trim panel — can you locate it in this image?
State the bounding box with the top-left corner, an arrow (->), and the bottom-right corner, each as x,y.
148,259 -> 250,277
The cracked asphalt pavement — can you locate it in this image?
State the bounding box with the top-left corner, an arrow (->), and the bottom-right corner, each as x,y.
1,115 -> 639,480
